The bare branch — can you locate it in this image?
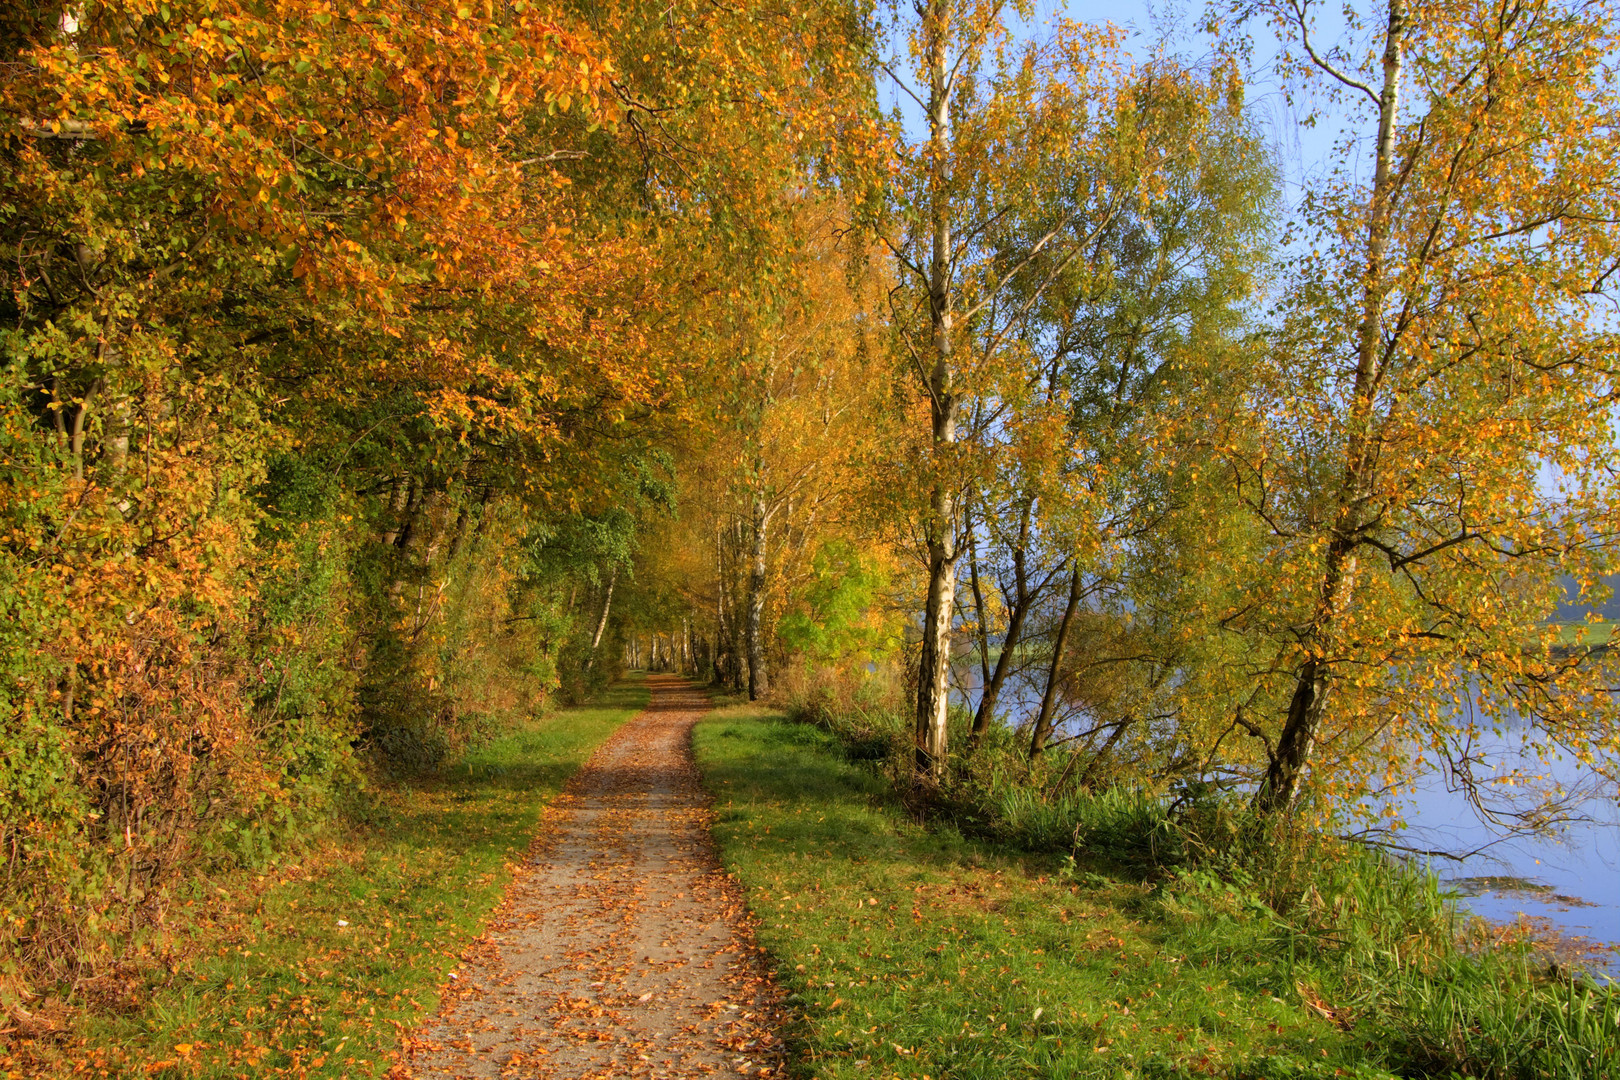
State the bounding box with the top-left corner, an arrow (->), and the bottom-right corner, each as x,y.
1287,0 -> 1382,106
515,150 -> 590,165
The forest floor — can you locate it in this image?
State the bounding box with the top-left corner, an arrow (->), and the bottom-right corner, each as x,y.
404,674 -> 786,1080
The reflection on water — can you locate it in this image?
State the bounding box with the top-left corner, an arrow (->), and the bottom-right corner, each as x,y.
1382,724 -> 1620,973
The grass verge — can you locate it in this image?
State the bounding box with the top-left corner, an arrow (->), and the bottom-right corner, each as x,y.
7,678 -> 647,1079
696,704 -> 1618,1080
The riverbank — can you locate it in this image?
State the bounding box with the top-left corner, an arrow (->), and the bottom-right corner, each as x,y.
2,681 -> 648,1078
696,703 -> 1620,1079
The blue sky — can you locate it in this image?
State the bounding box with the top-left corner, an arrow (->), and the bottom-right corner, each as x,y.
874,0 -> 1372,214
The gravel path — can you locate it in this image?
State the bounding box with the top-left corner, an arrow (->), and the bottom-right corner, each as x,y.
405,676 -> 784,1080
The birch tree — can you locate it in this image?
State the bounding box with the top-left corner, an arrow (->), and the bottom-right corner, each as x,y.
1223,0 -> 1620,815
877,2 -> 1144,779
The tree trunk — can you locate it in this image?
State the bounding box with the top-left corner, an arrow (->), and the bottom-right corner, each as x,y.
444,503 -> 472,563
420,486 -> 453,565
717,519 -> 746,691
584,565 -> 617,672
1029,564 -> 1083,759
446,484 -> 491,562
730,521 -> 747,689
714,523 -> 729,685
392,479 -> 422,549
1075,719 -> 1132,791
91,339 -> 127,482
971,502 -> 1037,741
1257,0 -> 1405,813
401,486 -> 444,554
746,496 -> 770,700
967,517 -> 991,708
1256,533 -> 1358,812
914,0 -> 960,781
975,564 -> 1032,739
69,378 -> 102,482
103,396 -> 131,477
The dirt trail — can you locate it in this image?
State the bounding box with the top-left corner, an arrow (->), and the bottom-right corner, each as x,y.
406,676 -> 784,1080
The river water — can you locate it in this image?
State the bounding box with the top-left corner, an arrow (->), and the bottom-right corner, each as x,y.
1380,725 -> 1620,974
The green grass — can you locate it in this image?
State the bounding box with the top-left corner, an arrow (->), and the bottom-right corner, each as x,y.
20,678 -> 647,1079
1552,622 -> 1615,647
695,705 -> 1398,1080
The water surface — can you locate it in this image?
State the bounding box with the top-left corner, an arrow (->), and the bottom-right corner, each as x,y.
1382,727 -> 1620,974
952,658 -> 1620,971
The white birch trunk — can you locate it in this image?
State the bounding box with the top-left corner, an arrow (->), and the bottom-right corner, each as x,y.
914,0 -> 960,780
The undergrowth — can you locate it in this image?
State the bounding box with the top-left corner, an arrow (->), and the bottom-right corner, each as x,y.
715,685 -> 1618,1080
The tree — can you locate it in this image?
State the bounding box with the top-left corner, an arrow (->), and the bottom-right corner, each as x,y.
874,2 -> 1281,778
646,204 -> 890,698
1223,0 -> 1620,815
0,0 -> 880,994
876,2 -> 1147,779
730,209 -> 889,699
1017,62 -> 1276,762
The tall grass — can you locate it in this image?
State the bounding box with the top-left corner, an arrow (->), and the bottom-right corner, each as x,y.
776,668 -> 1620,1079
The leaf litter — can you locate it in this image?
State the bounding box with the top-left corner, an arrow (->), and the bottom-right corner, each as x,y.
405,676 -> 787,1079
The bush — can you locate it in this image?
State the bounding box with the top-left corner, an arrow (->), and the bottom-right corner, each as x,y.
0,418 -> 364,1001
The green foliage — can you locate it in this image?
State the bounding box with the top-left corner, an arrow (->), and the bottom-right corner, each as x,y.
777,540 -> 901,666
241,453 -> 364,860
0,352 -> 339,992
